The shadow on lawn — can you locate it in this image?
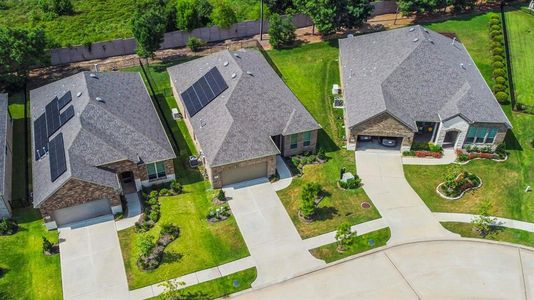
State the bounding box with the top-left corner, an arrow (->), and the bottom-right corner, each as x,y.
505,129 -> 523,151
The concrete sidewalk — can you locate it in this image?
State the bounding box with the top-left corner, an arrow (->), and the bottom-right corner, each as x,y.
271,155 -> 292,191
116,192 -> 142,231
435,212 -> 534,232
402,149 -> 456,165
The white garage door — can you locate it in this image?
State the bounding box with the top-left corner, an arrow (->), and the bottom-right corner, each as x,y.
53,199 -> 112,226
222,162 -> 267,186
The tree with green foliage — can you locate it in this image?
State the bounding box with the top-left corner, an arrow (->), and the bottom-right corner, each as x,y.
299,182 -> 322,220
295,0 -> 373,35
471,200 -> 500,238
176,0 -> 212,31
0,27 -> 48,91
269,13 -> 296,49
137,233 -> 155,258
160,280 -> 186,299
211,0 -> 237,29
38,0 -> 74,16
265,0 -> 295,14
131,3 -> 167,59
335,222 -> 356,252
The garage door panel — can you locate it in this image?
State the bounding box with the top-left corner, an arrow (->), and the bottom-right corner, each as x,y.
54,199 -> 112,226
222,162 -> 267,186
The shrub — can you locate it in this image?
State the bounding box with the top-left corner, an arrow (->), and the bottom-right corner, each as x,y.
428,143 -> 443,153
159,188 -> 171,196
317,148 -> 326,160
38,0 -> 74,16
495,143 -> 506,156
491,47 -> 504,56
149,207 -> 161,222
149,191 -> 159,199
493,84 -> 506,93
490,25 -> 501,31
186,36 -> 204,52
339,176 -> 362,189
489,18 -> 501,25
495,76 -> 507,84
217,189 -> 226,201
457,153 -> 469,162
411,142 -> 430,151
137,234 -> 156,258
493,35 -> 503,43
495,91 -> 509,102
42,237 -> 54,254
170,180 -> 183,194
269,13 -> 296,49
490,30 -> 502,38
160,224 -> 180,239
335,222 -> 356,252
0,218 -> 18,235
492,61 -> 504,69
492,55 -> 504,63
492,68 -> 505,78
210,0 -> 237,29
403,150 -> 416,156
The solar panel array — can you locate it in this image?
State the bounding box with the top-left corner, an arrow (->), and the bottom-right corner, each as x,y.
180,67 -> 228,117
49,133 -> 67,182
58,90 -> 72,110
34,114 -> 48,159
46,97 -> 61,137
60,105 -> 75,125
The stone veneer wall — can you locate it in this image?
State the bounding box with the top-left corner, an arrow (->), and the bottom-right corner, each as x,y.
208,155 -> 276,189
282,130 -> 318,157
350,112 -> 414,149
39,178 -> 121,220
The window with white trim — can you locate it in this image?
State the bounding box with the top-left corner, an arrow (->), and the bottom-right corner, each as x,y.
465,127 -> 499,144
146,161 -> 166,180
290,134 -> 298,149
303,131 -> 312,147
486,128 -> 498,144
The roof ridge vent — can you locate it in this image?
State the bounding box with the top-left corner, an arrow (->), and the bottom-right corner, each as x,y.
231,73 -> 237,79
95,96 -> 105,102
76,92 -> 82,97
223,61 -> 229,67
413,38 -> 419,42
89,73 -> 98,79
246,71 -> 254,76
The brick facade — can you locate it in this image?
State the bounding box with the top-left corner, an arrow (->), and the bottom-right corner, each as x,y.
208,155 -> 276,188
282,130 -> 318,156
100,158 -> 175,183
39,178 -> 121,220
350,112 -> 414,148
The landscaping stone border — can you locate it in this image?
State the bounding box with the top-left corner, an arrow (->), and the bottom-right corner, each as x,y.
435,176 -> 483,200
454,154 -> 508,165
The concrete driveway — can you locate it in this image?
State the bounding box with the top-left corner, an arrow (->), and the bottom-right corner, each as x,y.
233,240 -> 534,299
225,179 -> 325,288
59,215 -> 129,300
356,149 -> 457,244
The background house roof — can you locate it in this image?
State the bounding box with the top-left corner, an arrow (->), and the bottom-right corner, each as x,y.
30,72 -> 175,207
339,26 -> 511,131
0,93 -> 8,198
168,49 -> 320,167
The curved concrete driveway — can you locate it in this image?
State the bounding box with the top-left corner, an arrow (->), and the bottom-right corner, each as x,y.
356,149 -> 457,244
233,239 -> 534,299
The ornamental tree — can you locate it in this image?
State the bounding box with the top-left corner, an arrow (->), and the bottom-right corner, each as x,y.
131,3 -> 167,58
269,13 -> 296,49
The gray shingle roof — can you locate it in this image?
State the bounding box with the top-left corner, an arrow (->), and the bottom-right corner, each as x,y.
340,26 -> 511,131
30,72 -> 175,207
168,49 -> 320,167
0,93 -> 8,197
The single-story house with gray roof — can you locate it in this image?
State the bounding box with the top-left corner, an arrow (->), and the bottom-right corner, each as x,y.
168,49 -> 320,188
339,26 -> 511,151
0,93 -> 13,218
30,71 -> 176,229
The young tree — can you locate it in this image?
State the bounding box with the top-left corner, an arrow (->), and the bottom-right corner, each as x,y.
295,0 -> 373,35
176,0 -> 198,31
335,222 -> 356,252
0,27 -> 48,90
269,13 -> 296,49
471,200 -> 499,238
265,0 -> 295,14
131,3 -> 167,59
299,182 -> 322,220
211,0 -> 237,29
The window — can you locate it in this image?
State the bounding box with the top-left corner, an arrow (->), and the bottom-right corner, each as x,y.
466,127 -> 476,144
475,128 -> 487,144
146,161 -> 166,180
486,128 -> 498,144
303,131 -> 312,147
290,134 -> 298,149
465,127 -> 499,145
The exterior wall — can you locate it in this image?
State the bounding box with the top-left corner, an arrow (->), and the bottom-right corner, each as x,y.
461,122 -> 509,149
100,159 -> 175,191
350,112 -> 414,151
38,178 -> 121,224
208,155 -> 276,189
282,130 -> 318,157
0,113 -> 12,218
435,115 -> 470,149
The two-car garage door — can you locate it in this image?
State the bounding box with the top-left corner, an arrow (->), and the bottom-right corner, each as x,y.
221,162 -> 267,186
53,198 -> 112,227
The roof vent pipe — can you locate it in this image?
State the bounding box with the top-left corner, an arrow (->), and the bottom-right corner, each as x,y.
96,96 -> 105,102
460,63 -> 466,70
231,73 -> 237,79
94,64 -> 99,73
246,71 -> 253,76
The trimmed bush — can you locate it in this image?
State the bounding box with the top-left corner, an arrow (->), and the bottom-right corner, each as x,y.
492,55 -> 504,63
491,47 -> 504,56
492,61 -> 504,69
0,218 -> 18,235
339,176 -> 362,190
490,25 -> 501,31
495,76 -> 507,84
490,30 -> 502,38
170,180 -> 182,194
493,84 -> 506,93
186,36 -> 204,52
495,91 -> 509,102
492,68 -> 506,78
493,35 -> 503,43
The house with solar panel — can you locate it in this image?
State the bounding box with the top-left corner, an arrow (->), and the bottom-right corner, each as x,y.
339,26 -> 511,151
0,93 -> 13,218
30,71 -> 175,229
168,49 -> 320,188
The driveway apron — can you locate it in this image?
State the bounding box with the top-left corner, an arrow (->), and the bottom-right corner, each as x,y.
58,215 -> 129,300
355,149 -> 458,244
225,179 -> 325,288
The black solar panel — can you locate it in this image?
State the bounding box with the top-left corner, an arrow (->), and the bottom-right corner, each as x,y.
60,105 -> 75,125
46,97 -> 61,137
180,67 -> 228,117
58,91 -> 72,110
49,133 -> 67,182
34,114 -> 48,160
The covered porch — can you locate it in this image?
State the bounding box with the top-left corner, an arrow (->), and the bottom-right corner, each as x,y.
414,121 -> 439,143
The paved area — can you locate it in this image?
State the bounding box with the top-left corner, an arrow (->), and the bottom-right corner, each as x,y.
272,155 -> 293,191
58,215 -> 129,300
233,240 -> 534,299
436,212 -> 534,232
356,149 -> 458,244
225,179 -> 325,288
402,149 -> 456,165
116,192 -> 142,231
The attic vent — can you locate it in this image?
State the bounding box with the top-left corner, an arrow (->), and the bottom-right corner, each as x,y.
223,61 -> 229,67
231,73 -> 237,79
95,97 -> 104,102
460,63 -> 466,70
89,73 -> 98,78
413,38 -> 419,42
246,71 -> 253,76
233,53 -> 241,58
409,27 -> 415,32
76,92 -> 82,97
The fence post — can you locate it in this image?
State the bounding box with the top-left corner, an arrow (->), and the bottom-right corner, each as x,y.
500,1 -> 517,108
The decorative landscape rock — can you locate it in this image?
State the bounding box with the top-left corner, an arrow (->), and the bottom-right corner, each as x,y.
437,171 -> 482,200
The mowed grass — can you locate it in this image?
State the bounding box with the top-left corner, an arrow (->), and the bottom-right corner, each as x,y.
405,12 -> 534,223
267,42 -> 380,238
0,0 -> 262,47
8,93 -> 29,207
310,228 -> 391,263
442,222 -> 534,249
119,61 -> 249,289
0,209 -> 62,300
505,8 -> 534,106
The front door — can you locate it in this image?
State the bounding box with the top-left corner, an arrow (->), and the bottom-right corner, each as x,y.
443,131 -> 459,148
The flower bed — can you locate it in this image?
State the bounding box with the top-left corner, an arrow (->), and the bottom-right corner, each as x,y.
403,142 -> 443,158
455,144 -> 507,164
436,171 -> 482,200
288,149 -> 327,174
403,150 -> 443,158
137,224 -> 180,271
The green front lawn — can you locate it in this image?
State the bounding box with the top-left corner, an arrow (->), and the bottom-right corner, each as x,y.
405,11 -> 534,222
8,93 -> 29,207
442,222 -> 534,249
505,8 -> 534,106
267,42 -> 380,238
310,228 -> 391,263
119,62 -> 249,290
0,209 -> 62,300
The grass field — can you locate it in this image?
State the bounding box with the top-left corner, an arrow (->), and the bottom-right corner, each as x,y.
8,93 -> 29,207
405,11 -> 534,223
0,0 -> 263,47
0,209 -> 62,300
310,228 -> 390,263
442,222 -> 534,249
505,8 -> 534,106
119,62 -> 249,289
267,42 -> 381,238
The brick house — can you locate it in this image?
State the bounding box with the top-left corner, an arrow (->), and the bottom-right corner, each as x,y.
168,49 -> 320,188
30,72 -> 175,229
0,94 -> 13,218
339,26 -> 511,151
